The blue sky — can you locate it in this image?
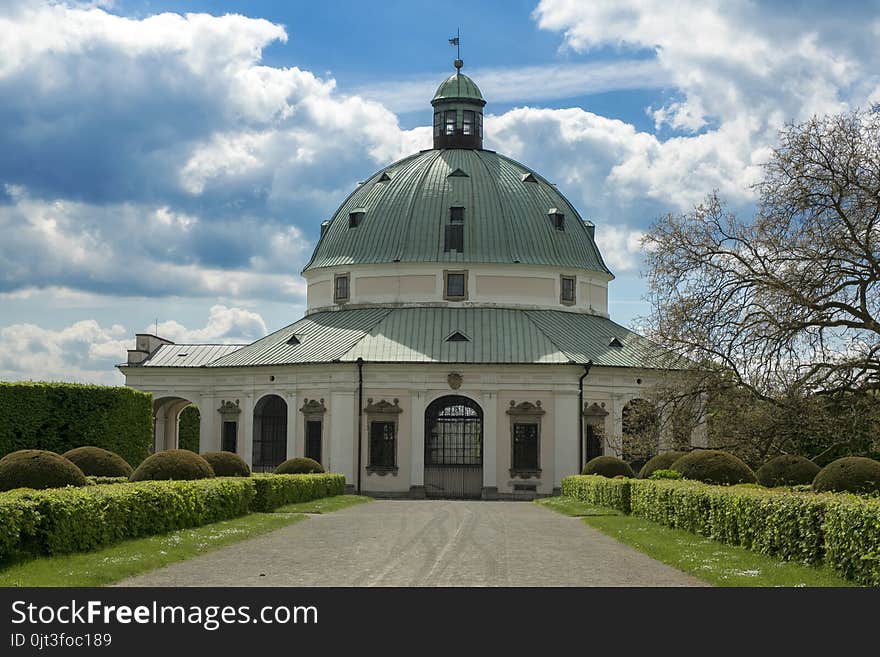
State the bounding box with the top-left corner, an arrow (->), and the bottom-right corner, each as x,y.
1,0 -> 879,383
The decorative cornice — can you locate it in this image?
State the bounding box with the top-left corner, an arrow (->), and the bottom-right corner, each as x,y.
364,398 -> 402,415
506,400 -> 545,417
217,400 -> 241,417
300,398 -> 326,415
583,402 -> 609,419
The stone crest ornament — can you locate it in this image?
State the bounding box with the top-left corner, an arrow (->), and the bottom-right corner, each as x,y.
447,372 -> 463,390
217,400 -> 241,417
582,402 -> 609,426
300,398 -> 326,415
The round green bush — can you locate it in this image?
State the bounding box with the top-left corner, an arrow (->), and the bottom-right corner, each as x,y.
62,446 -> 133,478
670,450 -> 756,485
201,451 -> 250,477
129,449 -> 214,482
274,457 -> 324,475
812,457 -> 880,495
638,451 -> 688,479
755,455 -> 820,488
582,455 -> 634,478
0,449 -> 88,491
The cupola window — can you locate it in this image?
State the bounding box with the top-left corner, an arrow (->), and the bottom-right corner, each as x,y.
462,110 -> 475,136
334,273 -> 350,303
433,111 -> 442,137
444,270 -> 468,300
348,210 -> 365,228
548,209 -> 565,231
444,110 -> 457,136
477,113 -> 483,137
560,275 -> 576,305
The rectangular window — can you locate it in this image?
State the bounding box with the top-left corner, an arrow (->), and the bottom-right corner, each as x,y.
433,111 -> 442,137
445,110 -> 457,135
305,420 -> 322,463
445,271 -> 466,299
444,224 -> 463,252
551,212 -> 565,231
222,421 -> 237,453
477,113 -> 483,137
334,273 -> 349,302
449,206 -> 465,223
369,421 -> 396,468
348,211 -> 364,228
560,275 -> 576,305
462,110 -> 474,135
512,423 -> 539,471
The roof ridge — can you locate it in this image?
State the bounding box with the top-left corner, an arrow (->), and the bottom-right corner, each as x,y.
520,309 -> 575,364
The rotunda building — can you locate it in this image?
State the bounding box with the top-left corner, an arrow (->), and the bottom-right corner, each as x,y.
120,62 -> 698,498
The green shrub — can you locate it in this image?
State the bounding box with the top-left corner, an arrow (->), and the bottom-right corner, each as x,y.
201,451 -> 250,477
823,495 -> 880,585
85,476 -> 130,486
638,451 -> 688,479
671,449 -> 756,485
0,382 -> 152,466
561,475 -> 631,513
0,478 -> 254,560
250,473 -> 346,512
755,455 -> 820,488
178,406 -> 200,453
62,446 -> 133,478
274,457 -> 324,475
130,450 -> 214,482
812,457 -> 880,495
648,469 -> 682,480
0,450 -> 88,492
582,456 -> 634,478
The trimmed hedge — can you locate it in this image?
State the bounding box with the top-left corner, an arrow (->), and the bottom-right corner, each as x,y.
275,457 -> 324,475
0,382 -> 152,467
561,475 -> 880,585
0,478 -> 254,561
251,473 -> 346,512
812,457 -> 880,495
63,446 -> 133,478
756,455 -> 820,488
671,449 -> 757,485
130,450 -> 214,482
178,406 -> 200,453
0,450 -> 88,491
638,451 -> 688,479
561,475 -> 632,513
201,451 -> 250,477
86,476 -> 130,486
582,456 -> 634,479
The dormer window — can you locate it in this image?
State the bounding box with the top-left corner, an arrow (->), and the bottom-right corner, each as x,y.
334,273 -> 350,303
348,210 -> 365,228
445,110 -> 456,135
548,208 -> 565,231
450,206 -> 464,223
445,207 -> 465,252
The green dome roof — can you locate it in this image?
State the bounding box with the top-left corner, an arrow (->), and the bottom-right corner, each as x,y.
303,149 -> 611,275
432,72 -> 484,104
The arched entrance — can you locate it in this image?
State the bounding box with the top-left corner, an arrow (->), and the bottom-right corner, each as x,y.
253,394 -> 287,473
424,395 -> 483,499
153,396 -> 199,453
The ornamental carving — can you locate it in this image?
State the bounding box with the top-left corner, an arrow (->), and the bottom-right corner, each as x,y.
447,372 -> 463,390
506,400 -> 545,417
217,400 -> 241,417
583,402 -> 609,426
364,398 -> 403,415
300,398 -> 326,416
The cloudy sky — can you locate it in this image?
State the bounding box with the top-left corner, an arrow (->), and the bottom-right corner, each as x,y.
1,0 -> 879,384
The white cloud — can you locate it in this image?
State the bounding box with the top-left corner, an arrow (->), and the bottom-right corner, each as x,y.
0,306 -> 269,384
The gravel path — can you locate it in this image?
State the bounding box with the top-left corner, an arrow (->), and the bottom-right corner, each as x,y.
116,500 -> 706,587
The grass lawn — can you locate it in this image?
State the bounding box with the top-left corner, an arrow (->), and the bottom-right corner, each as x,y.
0,513 -> 305,587
272,494 -> 371,514
537,497 -> 854,587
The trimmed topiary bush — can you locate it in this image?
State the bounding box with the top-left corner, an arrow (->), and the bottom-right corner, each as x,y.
670,449 -> 756,485
62,446 -> 133,478
648,469 -> 683,480
756,455 -> 820,488
812,457 -> 880,495
274,457 -> 324,475
201,451 -> 250,477
0,449 -> 88,491
130,450 -> 214,482
582,455 -> 634,478
638,451 -> 688,479
250,473 -> 346,512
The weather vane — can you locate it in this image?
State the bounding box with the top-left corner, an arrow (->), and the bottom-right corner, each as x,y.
448,28 -> 462,69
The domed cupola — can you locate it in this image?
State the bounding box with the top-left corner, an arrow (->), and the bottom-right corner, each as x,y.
432,59 -> 485,149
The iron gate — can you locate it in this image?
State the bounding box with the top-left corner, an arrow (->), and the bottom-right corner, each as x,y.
424,395 -> 483,499
253,395 -> 287,473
